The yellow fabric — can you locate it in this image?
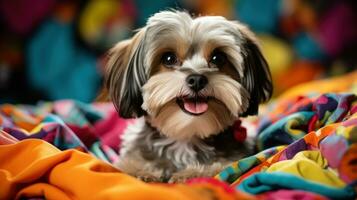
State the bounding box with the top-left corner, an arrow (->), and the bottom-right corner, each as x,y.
259,34 -> 293,76
266,151 -> 346,188
0,139 -> 253,200
79,0 -> 119,43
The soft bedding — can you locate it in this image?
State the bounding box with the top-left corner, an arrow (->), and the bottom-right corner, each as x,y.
0,72 -> 357,200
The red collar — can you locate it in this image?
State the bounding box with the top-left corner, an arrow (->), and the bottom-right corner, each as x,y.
233,120 -> 247,142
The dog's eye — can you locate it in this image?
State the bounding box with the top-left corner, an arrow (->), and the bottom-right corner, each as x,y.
210,51 -> 227,67
161,52 -> 178,67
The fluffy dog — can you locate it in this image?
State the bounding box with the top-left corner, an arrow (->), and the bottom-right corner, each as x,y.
104,10 -> 272,183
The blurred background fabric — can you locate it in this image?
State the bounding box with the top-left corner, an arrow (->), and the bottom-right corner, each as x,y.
0,0 -> 356,104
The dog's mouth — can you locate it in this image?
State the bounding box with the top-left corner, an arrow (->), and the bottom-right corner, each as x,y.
176,96 -> 209,116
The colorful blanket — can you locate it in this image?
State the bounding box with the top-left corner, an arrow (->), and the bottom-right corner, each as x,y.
1,75 -> 357,199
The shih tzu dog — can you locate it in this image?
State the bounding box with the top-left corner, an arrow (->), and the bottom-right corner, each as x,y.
104,10 -> 272,183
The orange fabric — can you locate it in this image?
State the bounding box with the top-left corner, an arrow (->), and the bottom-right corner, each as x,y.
274,61 -> 324,95
339,144 -> 357,184
0,139 -> 254,200
279,70 -> 357,99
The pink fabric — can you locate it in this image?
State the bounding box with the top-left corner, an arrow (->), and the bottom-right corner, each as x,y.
93,105 -> 133,151
318,2 -> 357,56
0,130 -> 18,145
0,0 -> 56,35
258,189 -> 328,200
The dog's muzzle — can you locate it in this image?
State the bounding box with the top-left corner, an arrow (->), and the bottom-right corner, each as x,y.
175,74 -> 210,115
185,74 -> 208,92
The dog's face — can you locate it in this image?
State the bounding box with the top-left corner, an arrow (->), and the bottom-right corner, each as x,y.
106,11 -> 272,140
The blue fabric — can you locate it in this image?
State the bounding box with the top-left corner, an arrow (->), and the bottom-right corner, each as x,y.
237,172 -> 356,200
134,0 -> 179,26
293,32 -> 327,61
258,112 -> 315,150
27,18 -> 101,102
235,0 -> 281,33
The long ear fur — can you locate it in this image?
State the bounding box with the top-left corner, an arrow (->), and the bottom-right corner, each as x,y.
105,30 -> 147,118
238,25 -> 273,116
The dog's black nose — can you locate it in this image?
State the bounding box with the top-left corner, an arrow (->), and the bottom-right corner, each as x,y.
186,74 -> 208,92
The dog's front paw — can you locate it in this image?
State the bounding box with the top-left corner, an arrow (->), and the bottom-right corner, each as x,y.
168,175 -> 191,184
168,163 -> 227,183
115,155 -> 165,183
137,174 -> 162,183
168,169 -> 203,183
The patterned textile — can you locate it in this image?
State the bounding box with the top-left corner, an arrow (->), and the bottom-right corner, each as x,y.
0,92 -> 357,199
0,100 -> 125,163
215,93 -> 357,199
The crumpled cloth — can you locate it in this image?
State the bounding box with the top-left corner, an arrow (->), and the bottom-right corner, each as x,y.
0,138 -> 253,200
1,73 -> 357,199
266,151 -> 346,188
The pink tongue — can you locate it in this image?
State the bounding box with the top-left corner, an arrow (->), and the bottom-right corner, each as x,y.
183,100 -> 208,114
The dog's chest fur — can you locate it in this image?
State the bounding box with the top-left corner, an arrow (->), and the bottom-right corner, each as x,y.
119,118 -> 253,172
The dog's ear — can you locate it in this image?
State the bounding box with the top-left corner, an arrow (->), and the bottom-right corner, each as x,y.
105,29 -> 147,118
237,25 -> 273,116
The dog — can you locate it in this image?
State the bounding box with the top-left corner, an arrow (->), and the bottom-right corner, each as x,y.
103,10 -> 272,183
